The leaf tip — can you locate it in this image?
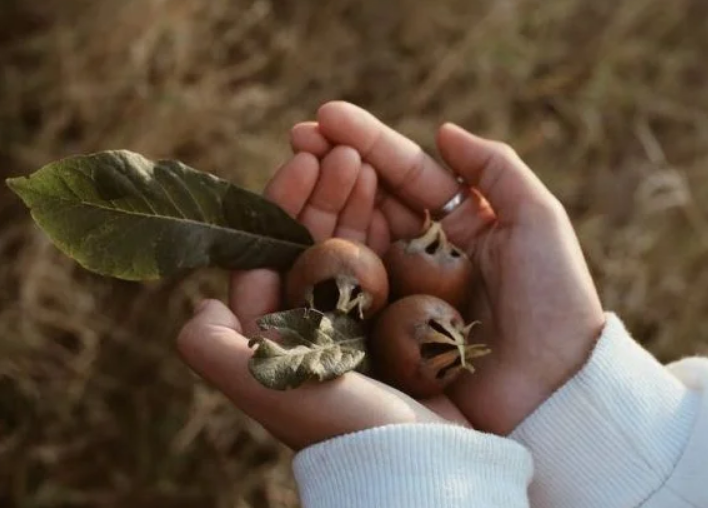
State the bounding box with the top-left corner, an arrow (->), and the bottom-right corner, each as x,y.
5,175 -> 24,193
4,175 -> 34,207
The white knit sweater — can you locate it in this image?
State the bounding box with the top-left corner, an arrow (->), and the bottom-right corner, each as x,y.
291,313 -> 708,507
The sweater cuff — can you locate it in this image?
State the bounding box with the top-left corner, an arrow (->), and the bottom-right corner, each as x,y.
293,423 -> 533,508
510,312 -> 701,508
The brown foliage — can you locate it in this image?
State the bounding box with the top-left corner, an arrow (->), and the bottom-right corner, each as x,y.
1,0 -> 707,506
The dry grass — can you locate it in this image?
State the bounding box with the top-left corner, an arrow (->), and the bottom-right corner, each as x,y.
1,0 -> 707,506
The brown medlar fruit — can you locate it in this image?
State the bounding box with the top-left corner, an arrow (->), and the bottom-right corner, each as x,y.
383,212 -> 474,311
285,238 -> 389,319
368,294 -> 489,399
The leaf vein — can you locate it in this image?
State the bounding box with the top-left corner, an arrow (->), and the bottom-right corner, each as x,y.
170,169 -> 209,222
33,196 -> 309,251
154,177 -> 189,219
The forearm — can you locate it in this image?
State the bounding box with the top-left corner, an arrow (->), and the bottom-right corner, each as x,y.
293,423 -> 533,508
510,312 -> 708,507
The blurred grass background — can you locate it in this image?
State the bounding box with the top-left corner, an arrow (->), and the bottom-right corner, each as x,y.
1,0 -> 707,506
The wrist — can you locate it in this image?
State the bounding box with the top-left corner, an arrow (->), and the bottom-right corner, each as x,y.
468,310 -> 607,436
532,311 -> 608,410
510,312 -> 700,507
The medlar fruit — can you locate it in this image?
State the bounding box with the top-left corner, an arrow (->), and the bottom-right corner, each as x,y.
368,294 -> 489,399
285,238 -> 389,319
383,212 -> 474,311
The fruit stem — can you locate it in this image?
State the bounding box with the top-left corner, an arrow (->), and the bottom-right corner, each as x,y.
335,277 -> 372,319
424,348 -> 462,372
424,319 -> 474,374
421,317 -> 490,375
460,343 -> 491,372
408,214 -> 450,255
462,321 -> 480,338
421,209 -> 433,232
458,321 -> 487,370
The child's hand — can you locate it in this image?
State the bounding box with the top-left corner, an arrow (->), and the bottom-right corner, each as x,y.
176,148 -> 469,451
288,102 -> 607,435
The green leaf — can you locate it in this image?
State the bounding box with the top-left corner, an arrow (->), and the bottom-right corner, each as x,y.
5,150 -> 314,280
247,308 -> 367,390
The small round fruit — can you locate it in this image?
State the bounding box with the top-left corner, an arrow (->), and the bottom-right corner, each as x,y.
383,212 -> 473,311
368,294 -> 489,399
285,238 -> 389,319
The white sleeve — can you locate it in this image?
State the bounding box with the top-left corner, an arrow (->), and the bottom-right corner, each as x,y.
510,312 -> 708,508
292,423 -> 533,508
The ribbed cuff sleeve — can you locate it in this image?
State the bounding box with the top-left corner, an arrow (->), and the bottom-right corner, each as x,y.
293,423 -> 533,508
510,312 -> 701,508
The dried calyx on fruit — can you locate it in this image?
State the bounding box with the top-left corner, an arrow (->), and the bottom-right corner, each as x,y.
285,238 -> 389,319
383,211 -> 473,311
368,294 -> 489,399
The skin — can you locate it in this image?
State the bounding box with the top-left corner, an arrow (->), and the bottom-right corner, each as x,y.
177,102 -> 606,449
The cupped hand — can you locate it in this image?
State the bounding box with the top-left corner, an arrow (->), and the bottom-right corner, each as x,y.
176,146 -> 468,451
289,102 -> 607,435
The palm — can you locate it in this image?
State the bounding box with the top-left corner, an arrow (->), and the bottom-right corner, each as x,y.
255,102 -> 604,435
448,215 -> 604,433
227,141 -> 469,430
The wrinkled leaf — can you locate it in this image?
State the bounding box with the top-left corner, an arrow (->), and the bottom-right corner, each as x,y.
248,308 -> 367,390
5,150 -> 314,280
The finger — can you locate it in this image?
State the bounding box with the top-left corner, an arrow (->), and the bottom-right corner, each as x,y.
376,189 -> 424,240
366,210 -> 391,256
228,269 -> 281,335
290,121 -> 332,157
232,154 -> 313,332
437,123 -> 557,223
334,163 -> 377,243
298,145 -> 361,242
317,101 -> 460,211
263,152 -> 320,217
178,299 -> 447,451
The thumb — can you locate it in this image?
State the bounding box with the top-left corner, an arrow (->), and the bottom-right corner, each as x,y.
177,298 -> 292,432
437,123 -> 559,223
177,299 -> 252,399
